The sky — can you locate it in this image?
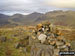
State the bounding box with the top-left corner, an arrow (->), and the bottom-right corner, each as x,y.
0,0 -> 75,15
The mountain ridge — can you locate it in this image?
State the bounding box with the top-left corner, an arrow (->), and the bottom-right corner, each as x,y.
0,11 -> 75,28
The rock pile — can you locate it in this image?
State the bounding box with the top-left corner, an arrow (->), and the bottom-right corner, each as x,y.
31,22 -> 71,56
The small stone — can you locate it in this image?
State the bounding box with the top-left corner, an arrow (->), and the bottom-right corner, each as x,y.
38,34 -> 47,43
54,48 -> 60,56
56,41 -> 64,46
32,36 -> 36,39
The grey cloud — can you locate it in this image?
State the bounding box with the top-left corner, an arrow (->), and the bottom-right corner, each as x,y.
0,0 -> 75,15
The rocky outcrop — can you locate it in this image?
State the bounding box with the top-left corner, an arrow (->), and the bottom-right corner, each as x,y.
30,22 -> 71,56
31,43 -> 54,56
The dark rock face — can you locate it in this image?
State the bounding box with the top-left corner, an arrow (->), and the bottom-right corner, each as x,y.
31,44 -> 54,56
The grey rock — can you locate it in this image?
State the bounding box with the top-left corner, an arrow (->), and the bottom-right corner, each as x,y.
31,44 -> 54,56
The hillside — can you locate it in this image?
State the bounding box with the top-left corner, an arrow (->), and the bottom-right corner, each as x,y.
0,11 -> 75,28
10,12 -> 43,25
35,10 -> 75,28
0,12 -> 43,26
0,14 -> 20,27
0,14 -> 10,26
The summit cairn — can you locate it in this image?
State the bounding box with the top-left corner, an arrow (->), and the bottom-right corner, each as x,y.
31,21 -> 71,56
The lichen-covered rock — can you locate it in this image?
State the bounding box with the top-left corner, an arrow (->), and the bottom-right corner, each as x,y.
38,34 -> 47,44
31,44 -> 54,56
54,48 -> 60,56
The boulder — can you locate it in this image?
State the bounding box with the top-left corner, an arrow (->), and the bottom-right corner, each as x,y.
38,34 -> 47,43
31,44 -> 54,56
56,41 -> 64,46
54,48 -> 60,56
56,36 -> 65,41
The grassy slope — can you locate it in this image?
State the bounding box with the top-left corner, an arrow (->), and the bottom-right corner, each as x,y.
0,26 -> 75,56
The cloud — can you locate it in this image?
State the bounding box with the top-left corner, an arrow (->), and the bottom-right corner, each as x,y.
45,0 -> 75,8
0,0 -> 46,15
0,0 -> 75,15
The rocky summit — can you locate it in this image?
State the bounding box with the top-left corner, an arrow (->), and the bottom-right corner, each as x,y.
31,22 -> 71,56
0,21 -> 74,56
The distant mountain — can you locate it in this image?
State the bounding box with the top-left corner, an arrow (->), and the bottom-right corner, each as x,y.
0,11 -> 75,28
0,14 -> 10,26
0,14 -> 20,27
10,12 -> 43,25
35,10 -> 75,27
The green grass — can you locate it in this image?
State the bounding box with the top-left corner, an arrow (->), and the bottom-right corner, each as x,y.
0,28 -> 31,56
0,26 -> 75,56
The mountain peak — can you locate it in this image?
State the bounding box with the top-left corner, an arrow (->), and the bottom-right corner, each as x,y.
30,12 -> 43,15
13,13 -> 23,16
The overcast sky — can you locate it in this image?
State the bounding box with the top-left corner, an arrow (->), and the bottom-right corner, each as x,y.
0,0 -> 75,15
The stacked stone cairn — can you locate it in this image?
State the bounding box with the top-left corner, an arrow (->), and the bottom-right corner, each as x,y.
31,22 -> 71,56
